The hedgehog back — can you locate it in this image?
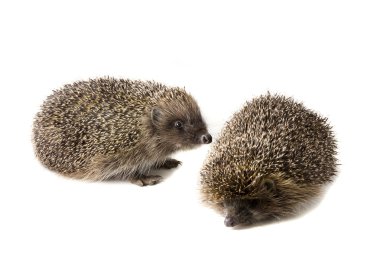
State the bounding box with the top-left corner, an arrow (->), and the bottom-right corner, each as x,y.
201,94 -> 337,200
33,78 -> 165,173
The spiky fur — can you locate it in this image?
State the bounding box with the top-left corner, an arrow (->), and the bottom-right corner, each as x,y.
33,77 -> 209,182
201,94 -> 337,224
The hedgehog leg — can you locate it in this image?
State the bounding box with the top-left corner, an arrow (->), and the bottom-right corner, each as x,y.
158,158 -> 182,169
129,175 -> 163,186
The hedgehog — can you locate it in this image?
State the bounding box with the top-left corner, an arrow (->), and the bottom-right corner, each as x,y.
33,77 -> 212,186
200,94 -> 337,227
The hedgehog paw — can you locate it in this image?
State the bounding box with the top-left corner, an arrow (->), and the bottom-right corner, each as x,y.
160,159 -> 182,169
131,175 -> 163,186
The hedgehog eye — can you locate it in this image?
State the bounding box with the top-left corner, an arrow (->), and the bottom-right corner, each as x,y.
174,120 -> 183,129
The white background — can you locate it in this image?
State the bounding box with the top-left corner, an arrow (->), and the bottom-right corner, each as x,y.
1,0 -> 379,252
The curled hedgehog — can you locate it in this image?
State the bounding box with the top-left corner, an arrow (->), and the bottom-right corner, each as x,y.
200,94 -> 337,227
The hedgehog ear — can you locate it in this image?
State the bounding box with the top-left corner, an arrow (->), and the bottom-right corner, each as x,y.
151,107 -> 161,123
261,178 -> 276,193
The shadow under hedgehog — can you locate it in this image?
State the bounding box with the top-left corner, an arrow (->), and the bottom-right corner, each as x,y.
33,77 -> 212,186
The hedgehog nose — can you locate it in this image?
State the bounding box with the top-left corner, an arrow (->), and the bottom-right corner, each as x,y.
201,134 -> 212,144
224,216 -> 236,227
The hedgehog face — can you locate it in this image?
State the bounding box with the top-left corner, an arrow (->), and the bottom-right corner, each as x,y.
213,172 -> 321,227
223,198 -> 274,227
150,101 -> 211,151
223,198 -> 261,227
221,179 -> 280,227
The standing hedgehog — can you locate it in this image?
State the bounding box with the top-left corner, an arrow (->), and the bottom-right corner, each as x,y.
33,77 -> 212,186
200,94 -> 337,227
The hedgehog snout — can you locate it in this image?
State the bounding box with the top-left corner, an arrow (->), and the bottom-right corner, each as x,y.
224,216 -> 237,227
201,133 -> 212,144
